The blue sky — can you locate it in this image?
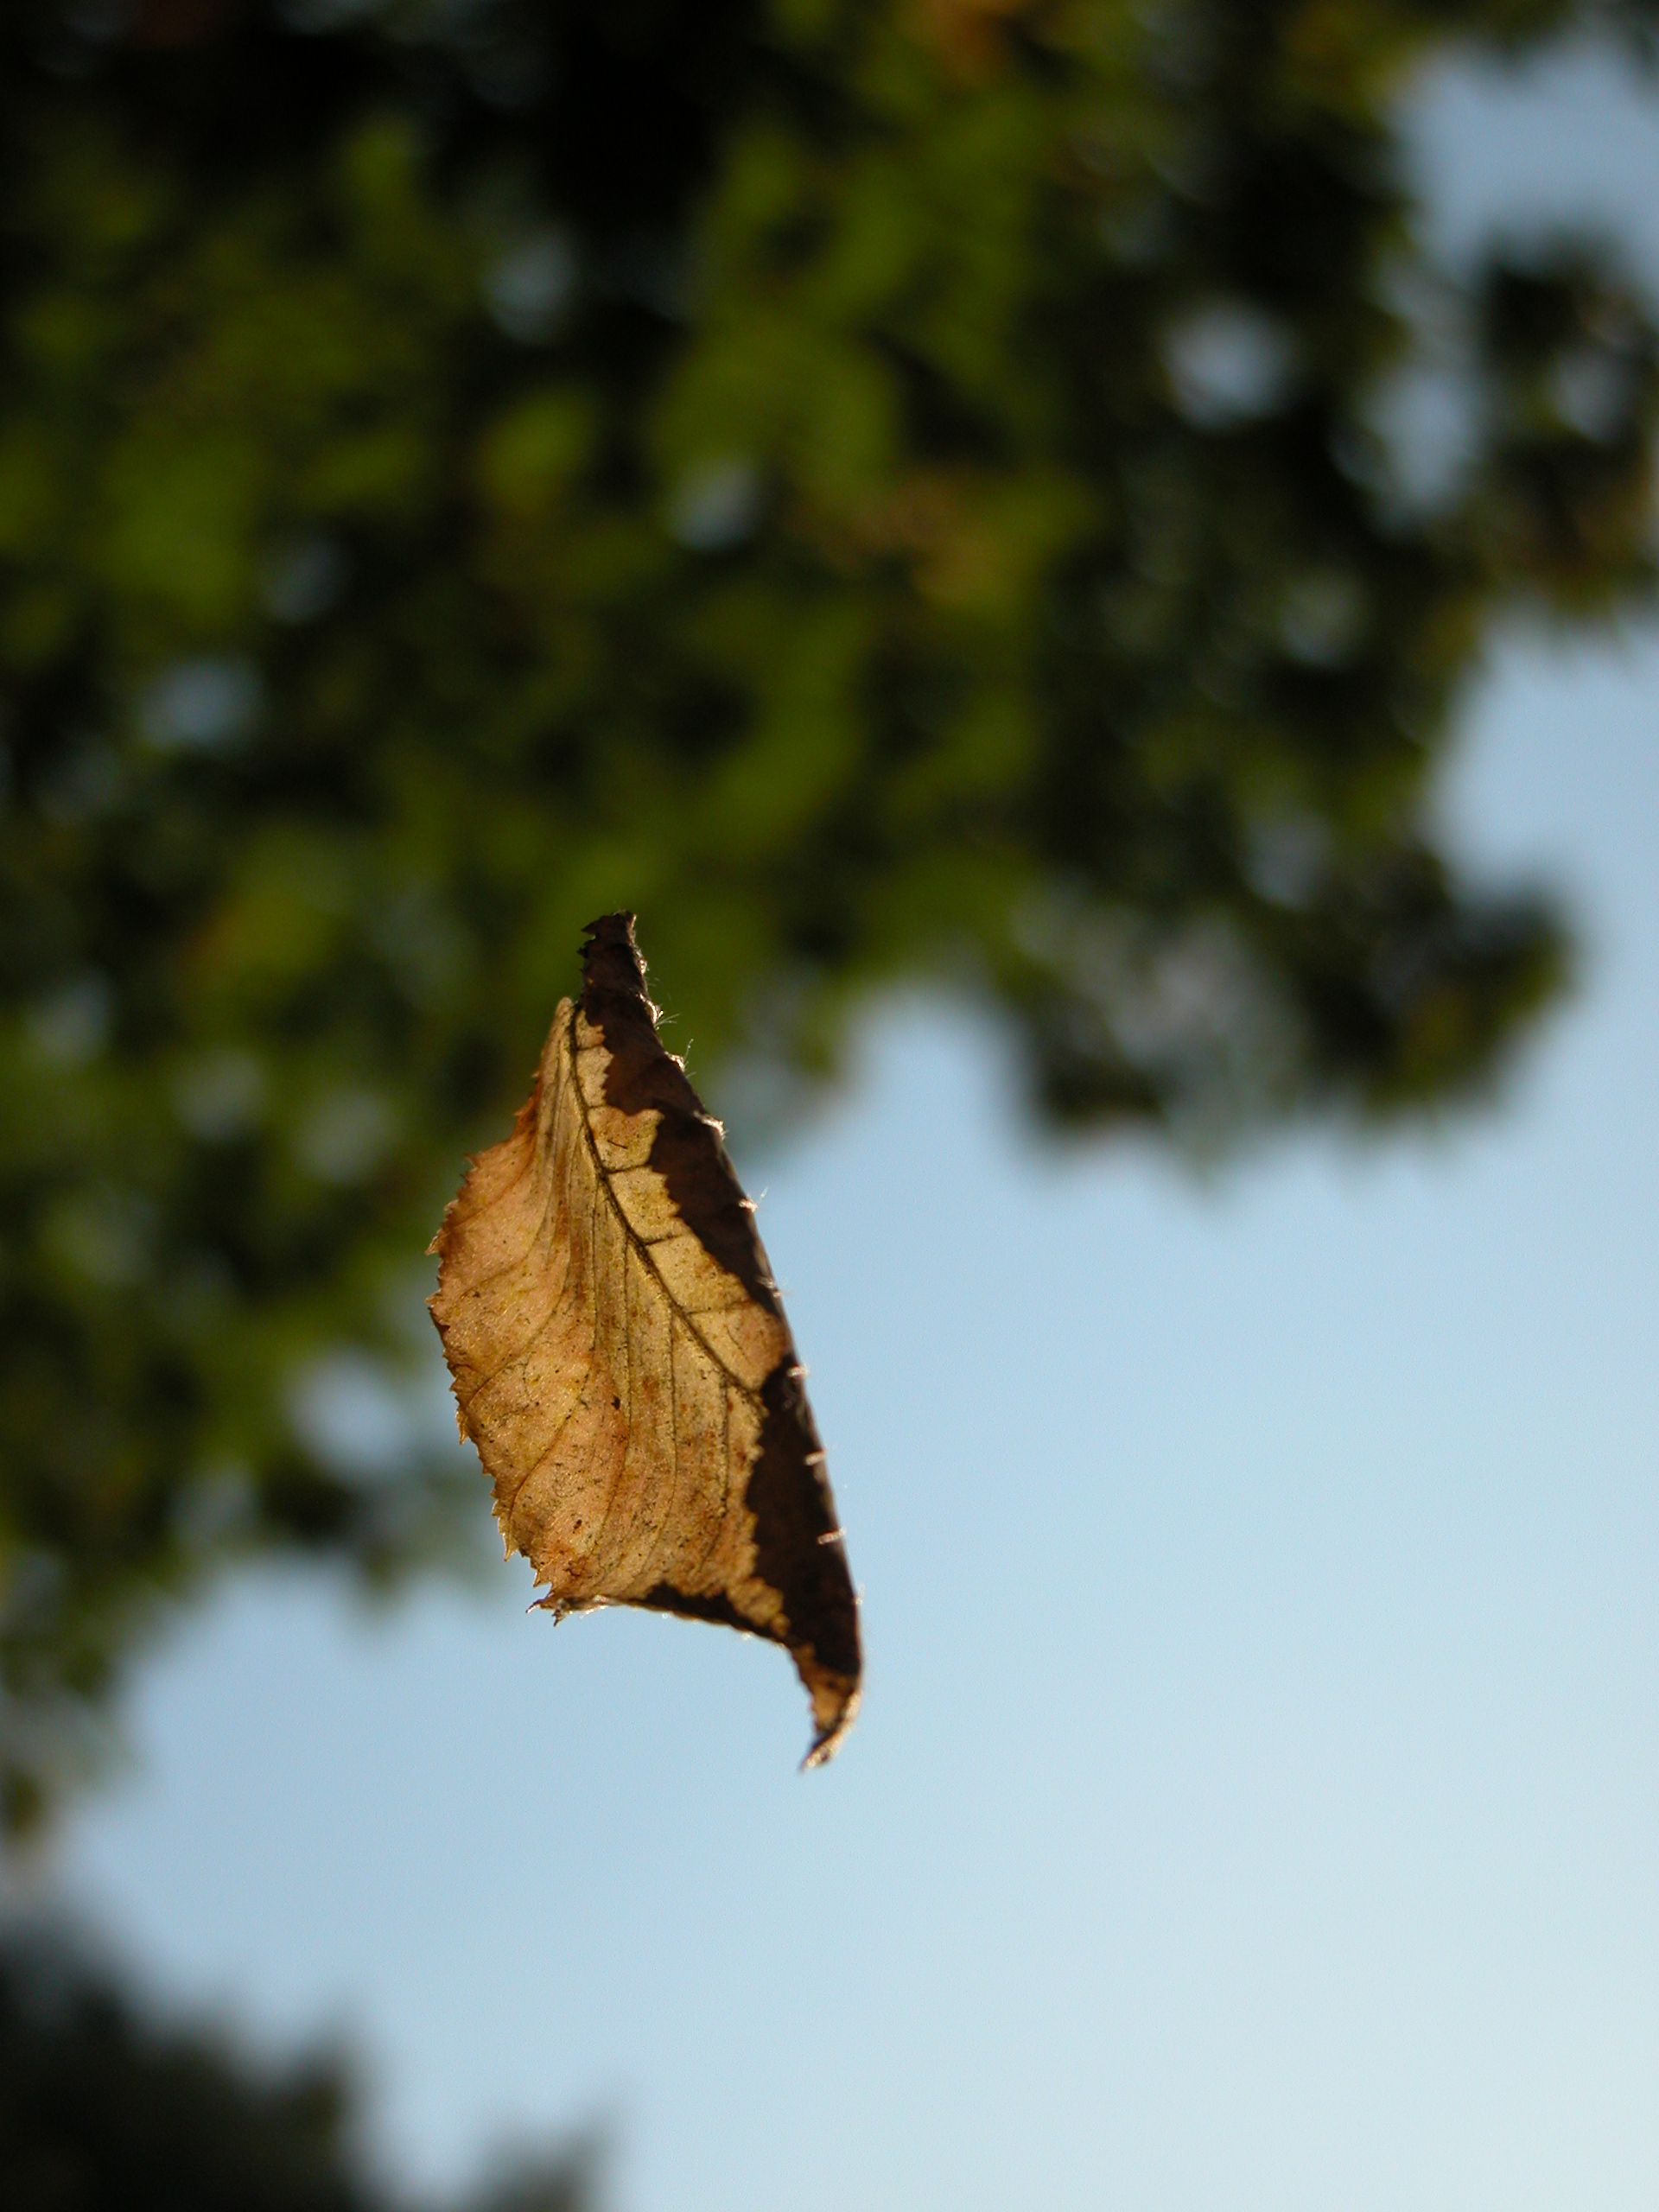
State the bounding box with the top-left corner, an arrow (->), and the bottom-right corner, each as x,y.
22,35 -> 1659,2212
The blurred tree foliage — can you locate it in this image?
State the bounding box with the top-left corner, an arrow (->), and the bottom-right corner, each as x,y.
0,1925 -> 597,2211
0,0 -> 1656,1826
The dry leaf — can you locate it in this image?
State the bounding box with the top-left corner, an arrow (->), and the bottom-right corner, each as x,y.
428,913 -> 861,1764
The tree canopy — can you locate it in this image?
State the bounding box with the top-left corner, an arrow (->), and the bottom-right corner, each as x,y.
2,0 -> 1656,1826
0,1926 -> 596,2212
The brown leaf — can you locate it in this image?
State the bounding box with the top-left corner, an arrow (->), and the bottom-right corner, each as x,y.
428,913 -> 861,1764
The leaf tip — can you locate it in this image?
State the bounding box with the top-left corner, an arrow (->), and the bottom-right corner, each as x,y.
796,1657 -> 861,1769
